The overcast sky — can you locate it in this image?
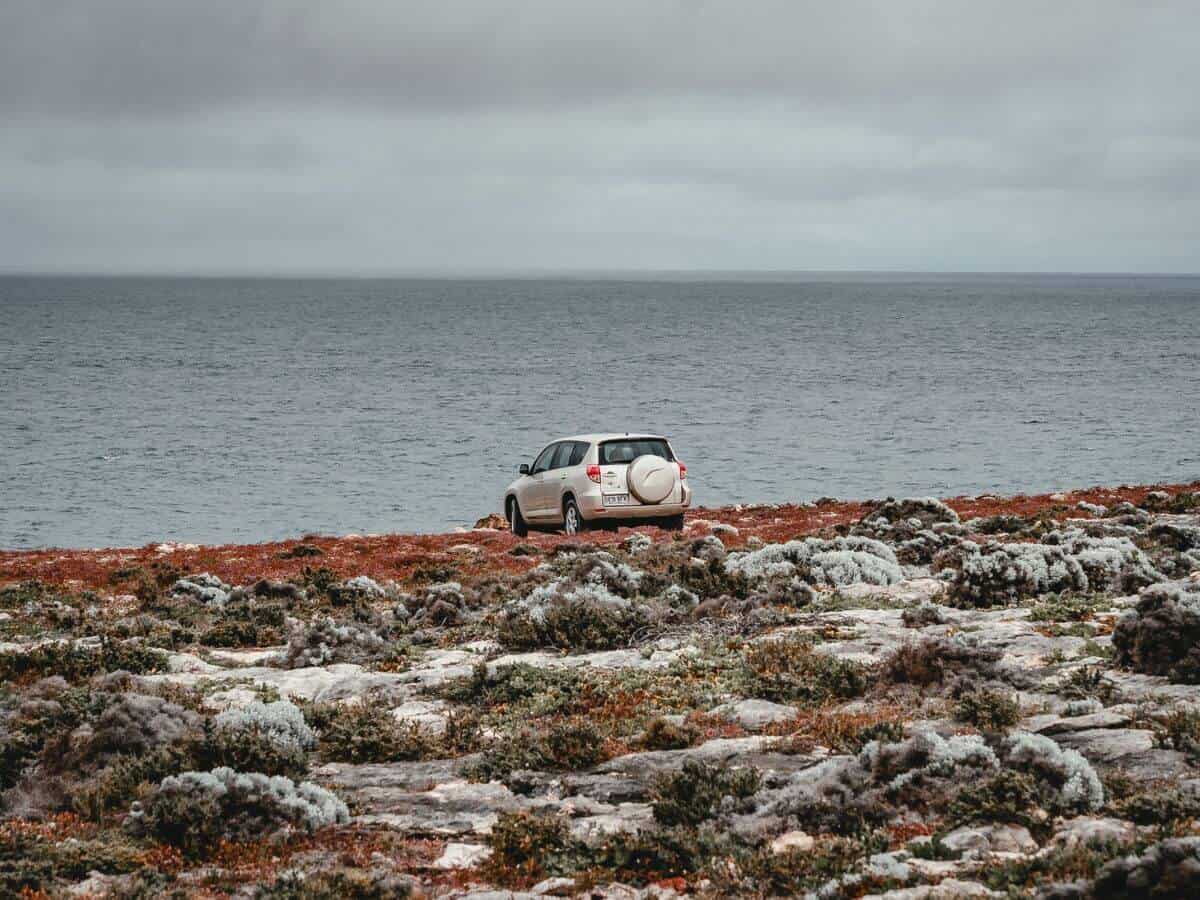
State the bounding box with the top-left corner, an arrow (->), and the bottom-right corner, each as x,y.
2,1 -> 1198,274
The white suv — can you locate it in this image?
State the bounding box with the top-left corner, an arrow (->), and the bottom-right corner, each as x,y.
504,433 -> 691,536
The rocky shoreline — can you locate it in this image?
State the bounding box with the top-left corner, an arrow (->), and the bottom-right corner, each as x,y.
2,481 -> 1200,898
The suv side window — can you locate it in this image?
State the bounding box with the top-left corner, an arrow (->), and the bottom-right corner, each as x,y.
568,441 -> 589,466
551,442 -> 574,470
531,443 -> 558,474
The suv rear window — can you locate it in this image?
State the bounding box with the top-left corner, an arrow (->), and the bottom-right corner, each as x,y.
599,438 -> 673,465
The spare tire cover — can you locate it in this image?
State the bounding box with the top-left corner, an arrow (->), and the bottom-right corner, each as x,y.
627,454 -> 676,505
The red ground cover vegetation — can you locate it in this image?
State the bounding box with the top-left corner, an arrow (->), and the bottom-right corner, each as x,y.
3,481 -> 1197,594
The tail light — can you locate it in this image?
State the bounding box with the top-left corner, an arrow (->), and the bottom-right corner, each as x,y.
586,464 -> 601,484
677,461 -> 687,479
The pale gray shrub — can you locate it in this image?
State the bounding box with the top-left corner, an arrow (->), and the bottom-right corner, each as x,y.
171,573 -> 231,608
127,766 -> 348,846
213,699 -> 316,754
724,536 -> 902,586
1002,730 -> 1104,812
281,617 -> 389,668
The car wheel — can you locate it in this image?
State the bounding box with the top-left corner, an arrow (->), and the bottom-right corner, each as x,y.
507,497 -> 528,537
660,514 -> 685,532
563,497 -> 587,536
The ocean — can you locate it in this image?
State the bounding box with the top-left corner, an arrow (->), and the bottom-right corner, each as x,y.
2,273 -> 1198,549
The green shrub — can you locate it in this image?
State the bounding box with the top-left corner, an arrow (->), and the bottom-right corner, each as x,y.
0,580 -> 51,609
467,718 -> 607,782
437,662 -> 581,716
0,684 -> 106,789
982,842 -> 1128,893
483,812 -> 577,883
1152,707 -> 1200,763
253,868 -> 414,899
946,770 -> 1042,831
0,639 -> 166,684
638,717 -> 701,751
954,688 -> 1021,730
313,703 -> 433,764
496,594 -> 649,651
73,744 -> 195,820
724,834 -> 887,896
736,635 -> 869,704
199,601 -> 287,648
1028,593 -> 1107,623
0,824 -> 148,896
194,724 -> 310,779
1109,785 -> 1200,834
651,760 -> 760,827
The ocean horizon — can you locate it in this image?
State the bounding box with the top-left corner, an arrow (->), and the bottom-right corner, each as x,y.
3,272 -> 1199,549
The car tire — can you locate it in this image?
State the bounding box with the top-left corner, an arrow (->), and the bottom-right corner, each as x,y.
660,513 -> 685,532
563,497 -> 587,536
507,497 -> 529,537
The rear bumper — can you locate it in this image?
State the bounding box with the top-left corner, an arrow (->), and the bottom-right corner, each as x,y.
578,482 -> 691,521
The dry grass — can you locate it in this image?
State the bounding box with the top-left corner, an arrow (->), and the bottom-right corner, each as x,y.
765,703 -> 910,754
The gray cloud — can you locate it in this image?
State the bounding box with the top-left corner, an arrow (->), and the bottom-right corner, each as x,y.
1,1 -> 1198,273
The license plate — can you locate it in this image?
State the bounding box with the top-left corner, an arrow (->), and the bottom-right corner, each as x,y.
604,493 -> 632,506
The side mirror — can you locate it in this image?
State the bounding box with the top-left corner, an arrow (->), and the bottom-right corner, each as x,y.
519,464 -> 530,475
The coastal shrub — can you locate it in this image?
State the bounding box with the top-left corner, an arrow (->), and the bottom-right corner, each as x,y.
1042,529 -> 1164,593
852,497 -> 964,564
126,767 -> 349,858
736,635 -> 870,704
483,811 -> 577,883
859,497 -> 960,529
946,769 -> 1042,830
879,635 -> 1003,688
169,573 -> 231,608
437,662 -> 582,717
71,744 -> 195,820
1029,593 -> 1110,623
400,581 -> 469,628
0,681 -> 102,791
638,716 -> 701,751
328,575 -> 387,607
724,537 -> 902,587
940,541 -> 1088,607
0,822 -> 149,897
1059,666 -> 1115,702
763,727 -> 1099,841
200,599 -> 287,648
1109,784 -> 1200,833
1002,730 -> 1104,813
66,693 -> 200,775
312,702 -> 434,764
1147,520 -> 1200,552
1151,706 -> 1200,762
281,617 -> 395,668
721,834 -> 888,897
495,580 -> 652,650
864,731 -> 1000,801
1112,579 -> 1200,682
0,639 -> 166,684
651,760 -> 760,826
254,868 -> 415,899
202,700 -> 315,778
486,811 -> 738,886
967,514 -> 1033,535
901,601 -> 946,628
467,717 -> 606,782
1081,837 -> 1200,899
955,688 -> 1021,731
